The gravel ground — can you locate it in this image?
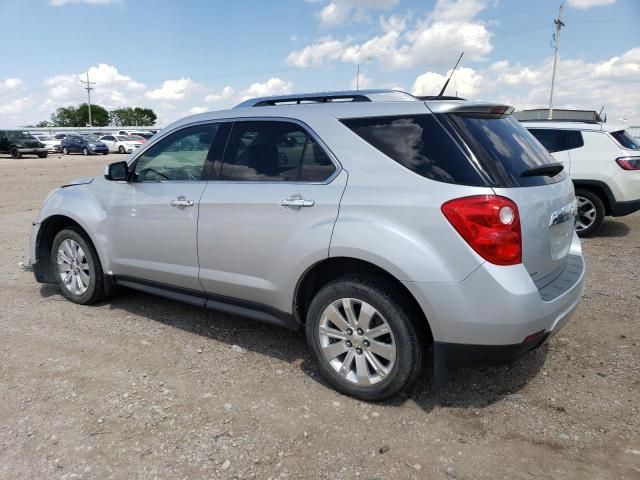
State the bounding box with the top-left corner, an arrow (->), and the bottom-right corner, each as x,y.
0,153 -> 638,480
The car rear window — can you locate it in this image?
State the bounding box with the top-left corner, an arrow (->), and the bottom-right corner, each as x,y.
340,115 -> 487,186
444,114 -> 566,187
528,128 -> 584,153
610,130 -> 639,150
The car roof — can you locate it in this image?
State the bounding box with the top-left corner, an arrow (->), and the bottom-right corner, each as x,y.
520,120 -> 626,133
161,90 -> 513,133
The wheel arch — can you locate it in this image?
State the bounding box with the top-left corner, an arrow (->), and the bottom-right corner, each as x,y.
293,256 -> 433,343
573,179 -> 614,216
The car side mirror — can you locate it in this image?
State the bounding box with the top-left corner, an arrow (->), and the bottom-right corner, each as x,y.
104,161 -> 129,181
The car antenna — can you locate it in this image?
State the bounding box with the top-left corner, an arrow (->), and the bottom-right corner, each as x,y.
597,105 -> 605,122
437,51 -> 464,98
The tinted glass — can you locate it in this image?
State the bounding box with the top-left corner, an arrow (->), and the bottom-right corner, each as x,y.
341,115 -> 486,186
446,114 -> 565,187
220,121 -> 335,182
610,130 -> 639,150
134,124 -> 219,181
528,129 -> 567,153
566,130 -> 584,150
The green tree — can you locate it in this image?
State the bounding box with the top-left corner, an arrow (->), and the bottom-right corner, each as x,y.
110,107 -> 157,127
50,103 -> 110,127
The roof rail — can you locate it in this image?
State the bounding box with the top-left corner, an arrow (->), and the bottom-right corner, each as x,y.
234,89 -> 416,108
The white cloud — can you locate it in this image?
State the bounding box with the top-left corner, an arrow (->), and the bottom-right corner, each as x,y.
189,106 -> 208,115
0,96 -> 31,115
49,0 -> 120,6
240,77 -> 293,101
205,86 -> 234,103
145,78 -> 199,100
1,78 -> 23,90
287,4 -> 492,70
412,67 -> 483,97
567,0 -> 616,9
316,0 -> 399,26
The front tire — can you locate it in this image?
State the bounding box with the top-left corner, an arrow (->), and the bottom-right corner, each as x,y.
10,148 -> 21,159
575,188 -> 605,237
62,147 -> 69,155
82,147 -> 89,156
38,152 -> 48,158
306,276 -> 423,401
51,227 -> 105,305
118,146 -> 125,154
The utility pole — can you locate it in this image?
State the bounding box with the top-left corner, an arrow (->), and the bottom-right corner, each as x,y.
548,4 -> 565,120
80,72 -> 96,127
356,64 -> 360,90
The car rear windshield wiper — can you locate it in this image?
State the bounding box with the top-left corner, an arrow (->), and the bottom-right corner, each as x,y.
520,162 -> 564,178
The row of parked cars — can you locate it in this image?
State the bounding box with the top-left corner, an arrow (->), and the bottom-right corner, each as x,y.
0,129 -> 158,157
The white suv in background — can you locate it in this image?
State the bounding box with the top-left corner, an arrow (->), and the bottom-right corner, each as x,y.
524,121 -> 640,236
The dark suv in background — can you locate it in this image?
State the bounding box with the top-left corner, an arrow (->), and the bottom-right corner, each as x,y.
0,130 -> 48,158
61,135 -> 109,155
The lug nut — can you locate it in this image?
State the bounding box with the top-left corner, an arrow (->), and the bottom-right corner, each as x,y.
356,328 -> 364,335
346,328 -> 353,335
346,340 -> 352,348
363,340 -> 370,348
356,348 -> 363,355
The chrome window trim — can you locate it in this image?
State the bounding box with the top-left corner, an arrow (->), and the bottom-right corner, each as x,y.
127,116 -> 343,186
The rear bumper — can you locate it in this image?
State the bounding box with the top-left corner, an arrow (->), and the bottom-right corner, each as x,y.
610,198 -> 640,217
404,232 -> 585,355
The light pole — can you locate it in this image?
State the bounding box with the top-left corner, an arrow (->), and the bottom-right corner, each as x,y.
548,4 -> 565,120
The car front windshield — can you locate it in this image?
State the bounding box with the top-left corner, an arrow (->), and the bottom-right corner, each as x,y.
82,135 -> 99,142
37,135 -> 55,141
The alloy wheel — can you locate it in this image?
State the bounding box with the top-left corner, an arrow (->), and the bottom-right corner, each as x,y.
575,195 -> 597,233
318,298 -> 396,386
57,238 -> 90,295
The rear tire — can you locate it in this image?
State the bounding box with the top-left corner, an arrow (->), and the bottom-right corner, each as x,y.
306,276 -> 423,401
51,227 -> 105,305
575,188 -> 605,237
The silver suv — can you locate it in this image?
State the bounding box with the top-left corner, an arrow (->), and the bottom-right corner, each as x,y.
27,90 -> 585,400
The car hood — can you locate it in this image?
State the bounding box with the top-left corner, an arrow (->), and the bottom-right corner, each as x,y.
61,176 -> 95,188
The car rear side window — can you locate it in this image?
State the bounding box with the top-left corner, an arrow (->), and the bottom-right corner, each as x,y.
445,114 -> 566,187
528,128 -> 584,153
220,121 -> 336,182
610,130 -> 639,150
340,115 -> 486,186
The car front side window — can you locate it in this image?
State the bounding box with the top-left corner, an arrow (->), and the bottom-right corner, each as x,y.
133,124 -> 219,182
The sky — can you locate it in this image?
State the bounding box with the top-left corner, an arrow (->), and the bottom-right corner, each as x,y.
0,0 -> 638,127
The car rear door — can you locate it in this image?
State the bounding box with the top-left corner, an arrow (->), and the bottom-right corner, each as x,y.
105,122 -> 223,292
445,114 -> 577,287
197,119 -> 346,313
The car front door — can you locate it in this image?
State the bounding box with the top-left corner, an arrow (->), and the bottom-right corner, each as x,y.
102,136 -> 115,151
197,120 -> 347,313
105,122 -> 222,291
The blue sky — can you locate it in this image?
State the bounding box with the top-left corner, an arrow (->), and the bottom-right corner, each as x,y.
0,0 -> 638,126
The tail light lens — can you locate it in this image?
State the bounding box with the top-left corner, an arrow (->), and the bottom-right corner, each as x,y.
441,195 -> 522,266
616,156 -> 640,171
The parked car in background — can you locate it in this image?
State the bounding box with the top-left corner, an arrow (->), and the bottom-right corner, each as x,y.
118,130 -> 154,140
523,120 -> 640,236
99,135 -> 144,154
27,90 -> 585,400
61,135 -> 109,155
0,130 -> 48,158
33,134 -> 62,153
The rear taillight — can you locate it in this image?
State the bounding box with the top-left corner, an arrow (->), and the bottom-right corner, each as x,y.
441,195 -> 522,266
616,156 -> 640,171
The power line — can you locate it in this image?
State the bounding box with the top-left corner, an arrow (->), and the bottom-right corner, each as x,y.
80,72 -> 97,127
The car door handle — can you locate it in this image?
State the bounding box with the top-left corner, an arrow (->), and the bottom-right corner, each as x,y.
170,197 -> 195,208
280,196 -> 314,209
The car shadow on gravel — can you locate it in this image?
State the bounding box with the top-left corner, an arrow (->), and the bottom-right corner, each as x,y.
590,220 -> 630,238
41,284 -> 548,411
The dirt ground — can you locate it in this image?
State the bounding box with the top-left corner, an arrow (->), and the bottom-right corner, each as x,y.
0,153 -> 638,480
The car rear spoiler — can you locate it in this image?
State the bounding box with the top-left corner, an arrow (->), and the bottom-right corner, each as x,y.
446,104 -> 515,118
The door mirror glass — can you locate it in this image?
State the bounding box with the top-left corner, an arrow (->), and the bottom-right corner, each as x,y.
105,161 -> 129,181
